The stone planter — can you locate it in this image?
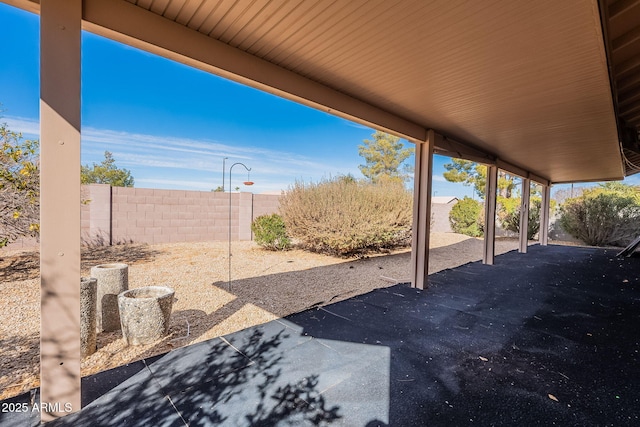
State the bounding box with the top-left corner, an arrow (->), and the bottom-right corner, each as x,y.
118,286 -> 175,346
80,277 -> 98,358
91,263 -> 129,332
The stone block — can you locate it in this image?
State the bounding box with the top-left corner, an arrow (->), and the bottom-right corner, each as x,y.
80,277 -> 97,358
118,286 -> 175,345
91,263 -> 129,332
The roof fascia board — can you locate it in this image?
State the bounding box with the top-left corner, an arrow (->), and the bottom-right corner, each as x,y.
433,149 -> 497,166
433,133 -> 496,164
2,0 -> 39,14
528,174 -> 551,187
553,176 -> 625,185
81,0 -> 428,142
495,159 -> 551,186
432,132 -> 551,186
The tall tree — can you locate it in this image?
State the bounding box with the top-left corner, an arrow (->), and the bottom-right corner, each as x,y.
0,122 -> 39,247
358,131 -> 414,183
443,158 -> 516,198
81,151 -> 134,187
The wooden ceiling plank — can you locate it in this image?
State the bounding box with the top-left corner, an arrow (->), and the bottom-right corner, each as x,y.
135,0 -> 154,10
148,0 -> 172,16
174,0 -> 206,25
609,0 -> 640,18
620,100 -> 640,117
270,0 -> 368,67
223,0 -> 273,47
617,71 -> 640,91
197,0 -> 240,36
619,86 -> 640,106
158,0 -> 185,18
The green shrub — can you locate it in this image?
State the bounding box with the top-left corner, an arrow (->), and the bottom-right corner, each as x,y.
279,178 -> 412,257
251,214 -> 291,251
558,191 -> 640,246
499,198 -> 541,240
449,197 -> 483,237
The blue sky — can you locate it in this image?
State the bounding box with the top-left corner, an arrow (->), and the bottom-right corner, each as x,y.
2,3 -> 634,197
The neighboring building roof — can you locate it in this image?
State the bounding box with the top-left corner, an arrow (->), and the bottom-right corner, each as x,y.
431,196 -> 459,204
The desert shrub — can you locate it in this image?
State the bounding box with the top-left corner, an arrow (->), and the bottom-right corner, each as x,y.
558,190 -> 640,246
251,214 -> 291,251
499,198 -> 541,240
279,178 -> 412,257
449,197 -> 483,237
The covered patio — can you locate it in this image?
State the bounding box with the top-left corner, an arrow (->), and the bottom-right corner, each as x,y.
2,0 -> 640,423
3,244 -> 639,425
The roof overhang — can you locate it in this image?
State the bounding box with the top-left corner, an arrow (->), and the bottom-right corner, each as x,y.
6,0 -> 638,185
599,0 -> 640,176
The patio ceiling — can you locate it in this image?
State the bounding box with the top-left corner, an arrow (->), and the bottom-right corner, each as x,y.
7,0 -> 640,183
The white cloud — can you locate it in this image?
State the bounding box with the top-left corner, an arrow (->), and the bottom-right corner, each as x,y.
3,116 -> 40,137
433,174 -> 447,182
3,116 -> 361,192
135,178 -> 216,190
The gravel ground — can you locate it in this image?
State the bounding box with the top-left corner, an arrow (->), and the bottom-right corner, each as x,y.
0,232 -> 526,400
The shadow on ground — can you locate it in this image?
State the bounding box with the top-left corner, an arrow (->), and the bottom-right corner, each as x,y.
80,243 -> 164,271
0,243 -> 164,282
113,239 -> 492,363
0,333 -> 39,397
0,251 -> 40,281
39,326 -> 342,427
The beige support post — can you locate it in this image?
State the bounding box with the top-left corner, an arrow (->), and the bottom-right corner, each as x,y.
519,178 -> 531,253
40,0 -> 82,421
539,184 -> 551,245
483,165 -> 498,265
410,130 -> 434,289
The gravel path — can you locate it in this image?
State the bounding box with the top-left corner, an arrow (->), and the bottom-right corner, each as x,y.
0,232 -> 524,400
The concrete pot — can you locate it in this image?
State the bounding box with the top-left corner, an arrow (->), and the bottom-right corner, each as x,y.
80,277 -> 98,358
91,263 -> 129,332
118,286 -> 175,346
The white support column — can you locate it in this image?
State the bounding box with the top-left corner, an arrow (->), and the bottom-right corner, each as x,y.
519,178 -> 531,253
410,130 -> 434,289
40,0 -> 82,421
539,184 -> 551,245
483,165 -> 498,265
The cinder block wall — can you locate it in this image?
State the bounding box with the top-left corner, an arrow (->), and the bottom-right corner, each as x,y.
4,185 -> 281,250
253,193 -> 281,220
105,186 -> 280,245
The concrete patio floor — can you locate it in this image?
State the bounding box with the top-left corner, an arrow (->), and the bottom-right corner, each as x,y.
2,244 -> 639,426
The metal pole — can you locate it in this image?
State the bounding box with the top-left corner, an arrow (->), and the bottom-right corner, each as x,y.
228,162 -> 252,291
222,157 -> 228,192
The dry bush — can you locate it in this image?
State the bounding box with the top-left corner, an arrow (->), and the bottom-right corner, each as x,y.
559,192 -> 640,246
279,178 -> 412,257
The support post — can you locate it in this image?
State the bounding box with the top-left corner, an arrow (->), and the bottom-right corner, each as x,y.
40,0 -> 82,421
519,178 -> 531,253
483,165 -> 498,265
410,130 -> 434,289
539,184 -> 551,245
